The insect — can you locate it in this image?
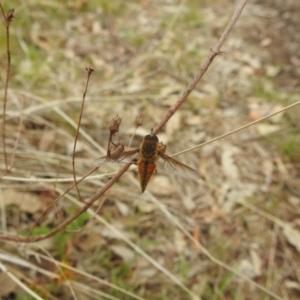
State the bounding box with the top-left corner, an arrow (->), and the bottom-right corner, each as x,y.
94,133 -> 200,192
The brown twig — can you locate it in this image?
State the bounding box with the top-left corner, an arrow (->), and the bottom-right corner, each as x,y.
128,114 -> 143,148
72,67 -> 94,202
0,0 -> 247,242
27,166 -> 99,239
0,164 -> 130,242
107,114 -> 123,156
8,99 -> 24,170
0,5 -> 14,172
153,0 -> 247,135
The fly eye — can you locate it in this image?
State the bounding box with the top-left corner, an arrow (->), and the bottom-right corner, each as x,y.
145,134 -> 158,140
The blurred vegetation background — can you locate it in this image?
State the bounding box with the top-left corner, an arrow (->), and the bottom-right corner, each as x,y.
1,0 -> 300,299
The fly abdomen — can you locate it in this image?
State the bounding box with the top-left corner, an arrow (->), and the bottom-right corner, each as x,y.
138,161 -> 156,193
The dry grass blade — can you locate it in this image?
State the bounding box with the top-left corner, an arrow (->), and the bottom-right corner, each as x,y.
72,281 -> 124,300
62,188 -> 200,300
1,0 -> 300,298
23,250 -> 148,300
0,4 -> 14,171
144,191 -> 284,300
0,261 -> 44,300
153,0 -> 247,135
174,100 -> 300,157
0,0 -> 247,243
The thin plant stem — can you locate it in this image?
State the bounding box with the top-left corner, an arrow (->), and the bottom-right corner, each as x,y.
153,0 -> 247,135
72,67 -> 94,203
0,5 -> 14,172
0,0 -> 247,242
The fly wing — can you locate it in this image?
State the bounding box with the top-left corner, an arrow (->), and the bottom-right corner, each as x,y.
93,149 -> 139,168
158,152 -> 200,180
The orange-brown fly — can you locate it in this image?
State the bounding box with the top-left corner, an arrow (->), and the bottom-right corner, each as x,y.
94,118 -> 200,192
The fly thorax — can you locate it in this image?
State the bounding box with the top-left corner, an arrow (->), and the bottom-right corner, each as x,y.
140,147 -> 156,160
140,134 -> 159,161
